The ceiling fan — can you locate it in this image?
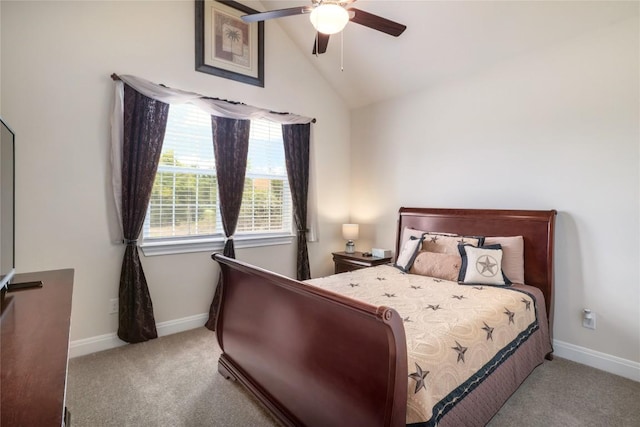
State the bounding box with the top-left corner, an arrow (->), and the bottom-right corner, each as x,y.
241,0 -> 407,55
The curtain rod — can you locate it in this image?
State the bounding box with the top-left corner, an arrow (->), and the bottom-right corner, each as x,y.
110,73 -> 316,124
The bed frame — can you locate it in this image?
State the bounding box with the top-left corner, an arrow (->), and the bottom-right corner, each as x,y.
212,207 -> 557,427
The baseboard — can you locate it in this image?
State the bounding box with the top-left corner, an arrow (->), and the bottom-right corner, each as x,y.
69,313 -> 209,358
553,339 -> 640,382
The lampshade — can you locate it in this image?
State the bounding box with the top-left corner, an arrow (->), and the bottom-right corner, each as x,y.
342,223 -> 359,241
309,4 -> 350,35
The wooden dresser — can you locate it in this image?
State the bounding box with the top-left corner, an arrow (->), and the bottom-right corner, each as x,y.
1,269 -> 74,426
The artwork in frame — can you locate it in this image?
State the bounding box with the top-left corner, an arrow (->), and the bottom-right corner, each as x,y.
195,0 -> 264,87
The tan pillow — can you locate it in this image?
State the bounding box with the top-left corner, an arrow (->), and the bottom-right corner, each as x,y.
421,233 -> 483,255
410,251 -> 461,282
483,236 -> 524,284
399,227 -> 456,248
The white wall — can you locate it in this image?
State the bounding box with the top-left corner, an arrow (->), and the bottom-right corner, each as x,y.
0,1 -> 351,342
351,15 -> 639,367
0,1 -> 2,111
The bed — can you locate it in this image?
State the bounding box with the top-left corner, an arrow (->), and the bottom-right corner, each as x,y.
212,207 -> 557,426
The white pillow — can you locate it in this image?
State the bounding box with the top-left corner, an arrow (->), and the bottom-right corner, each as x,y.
483,236 -> 524,284
394,236 -> 424,272
400,227 -> 426,248
458,244 -> 512,286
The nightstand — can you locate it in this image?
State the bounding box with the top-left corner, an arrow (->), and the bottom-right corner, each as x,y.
332,251 -> 392,274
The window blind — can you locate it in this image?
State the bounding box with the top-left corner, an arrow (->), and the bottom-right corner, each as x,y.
144,103 -> 292,241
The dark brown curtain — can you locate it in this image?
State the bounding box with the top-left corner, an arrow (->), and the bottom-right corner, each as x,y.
205,116 -> 251,330
282,123 -> 311,280
118,84 -> 169,343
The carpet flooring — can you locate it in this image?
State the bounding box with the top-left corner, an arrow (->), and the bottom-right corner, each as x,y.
66,327 -> 640,426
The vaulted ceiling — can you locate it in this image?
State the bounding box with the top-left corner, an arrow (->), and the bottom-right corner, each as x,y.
256,0 -> 637,109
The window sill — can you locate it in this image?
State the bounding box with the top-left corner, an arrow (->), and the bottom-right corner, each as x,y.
139,233 -> 294,257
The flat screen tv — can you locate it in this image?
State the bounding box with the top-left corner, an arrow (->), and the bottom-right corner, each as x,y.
1,116 -> 16,296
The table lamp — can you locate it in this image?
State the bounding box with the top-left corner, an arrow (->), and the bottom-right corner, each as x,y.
342,224 -> 359,254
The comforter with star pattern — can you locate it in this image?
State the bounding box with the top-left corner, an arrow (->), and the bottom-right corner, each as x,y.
305,265 -> 550,426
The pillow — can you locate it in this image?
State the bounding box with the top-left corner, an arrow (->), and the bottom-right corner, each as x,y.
422,233 -> 484,255
484,236 -> 524,284
399,227 -> 456,248
400,227 -> 427,248
410,251 -> 461,282
458,244 -> 512,286
394,236 -> 424,272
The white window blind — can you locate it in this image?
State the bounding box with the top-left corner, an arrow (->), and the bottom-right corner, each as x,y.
240,119 -> 292,234
143,103 -> 292,244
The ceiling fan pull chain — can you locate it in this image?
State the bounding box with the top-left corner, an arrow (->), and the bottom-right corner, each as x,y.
340,30 -> 344,71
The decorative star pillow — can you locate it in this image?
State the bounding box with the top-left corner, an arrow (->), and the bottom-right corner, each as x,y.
457,244 -> 512,286
399,227 -> 458,250
422,233 -> 484,255
483,236 -> 525,284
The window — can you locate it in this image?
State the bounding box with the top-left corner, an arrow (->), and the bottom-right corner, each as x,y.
141,103 -> 293,255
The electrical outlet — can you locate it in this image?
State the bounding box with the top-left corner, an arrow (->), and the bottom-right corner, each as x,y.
109,298 -> 118,315
582,309 -> 596,330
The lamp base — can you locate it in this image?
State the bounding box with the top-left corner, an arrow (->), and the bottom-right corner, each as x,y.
345,240 -> 355,254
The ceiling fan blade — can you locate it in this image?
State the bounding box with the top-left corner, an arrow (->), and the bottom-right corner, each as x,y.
312,32 -> 330,55
241,6 -> 313,23
349,8 -> 406,37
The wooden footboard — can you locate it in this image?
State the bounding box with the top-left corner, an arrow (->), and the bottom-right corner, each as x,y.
212,254 -> 408,427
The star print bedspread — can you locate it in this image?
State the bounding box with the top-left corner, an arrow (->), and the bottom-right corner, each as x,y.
305,265 -> 543,426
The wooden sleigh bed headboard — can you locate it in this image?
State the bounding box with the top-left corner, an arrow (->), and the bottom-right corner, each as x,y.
212,207 -> 557,427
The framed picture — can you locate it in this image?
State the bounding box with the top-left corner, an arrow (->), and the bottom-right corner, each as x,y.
195,0 -> 264,87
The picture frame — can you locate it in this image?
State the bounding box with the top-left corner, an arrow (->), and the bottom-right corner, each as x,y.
195,0 -> 264,87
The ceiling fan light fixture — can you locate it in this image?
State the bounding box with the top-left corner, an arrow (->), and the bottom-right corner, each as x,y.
309,4 -> 349,35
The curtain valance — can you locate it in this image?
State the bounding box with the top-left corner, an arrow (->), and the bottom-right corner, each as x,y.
112,74 -> 315,125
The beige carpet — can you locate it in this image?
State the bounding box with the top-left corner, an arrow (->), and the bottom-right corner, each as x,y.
67,328 -> 277,427
66,327 -> 640,427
